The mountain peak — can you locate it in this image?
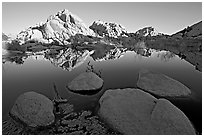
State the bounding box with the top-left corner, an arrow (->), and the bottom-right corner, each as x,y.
136,26 -> 161,37
16,9 -> 95,45
89,20 -> 127,38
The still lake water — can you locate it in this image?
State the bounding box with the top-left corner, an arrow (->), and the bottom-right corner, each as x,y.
2,48 -> 202,133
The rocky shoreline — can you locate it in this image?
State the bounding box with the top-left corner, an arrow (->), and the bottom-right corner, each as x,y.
3,70 -> 197,135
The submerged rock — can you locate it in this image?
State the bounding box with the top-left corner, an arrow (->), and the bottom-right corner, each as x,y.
67,72 -> 103,92
10,92 -> 55,127
98,88 -> 195,135
137,70 -> 191,97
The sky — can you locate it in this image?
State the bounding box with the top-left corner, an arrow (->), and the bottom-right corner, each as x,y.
2,2 -> 202,35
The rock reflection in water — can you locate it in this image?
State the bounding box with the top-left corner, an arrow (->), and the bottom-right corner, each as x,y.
44,48 -> 94,71
156,51 -> 176,62
91,47 -> 127,61
2,40 -> 201,73
2,51 -> 28,65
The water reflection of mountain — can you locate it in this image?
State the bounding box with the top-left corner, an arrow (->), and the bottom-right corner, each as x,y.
146,39 -> 202,71
91,47 -> 127,61
44,48 -> 94,71
156,51 -> 176,62
2,39 -> 201,72
2,51 -> 28,65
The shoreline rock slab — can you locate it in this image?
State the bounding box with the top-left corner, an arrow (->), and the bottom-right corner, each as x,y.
67,72 -> 103,91
98,88 -> 195,135
10,92 -> 55,127
137,70 -> 191,97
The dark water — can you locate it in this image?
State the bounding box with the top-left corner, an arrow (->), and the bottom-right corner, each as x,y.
2,48 -> 202,133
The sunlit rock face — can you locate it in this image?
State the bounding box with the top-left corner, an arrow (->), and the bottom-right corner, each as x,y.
172,21 -> 202,39
45,48 -> 94,71
135,27 -> 162,37
16,9 -> 96,45
89,20 -> 128,38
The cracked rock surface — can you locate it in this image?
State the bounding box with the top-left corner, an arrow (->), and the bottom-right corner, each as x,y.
137,69 -> 191,97
98,88 -> 195,134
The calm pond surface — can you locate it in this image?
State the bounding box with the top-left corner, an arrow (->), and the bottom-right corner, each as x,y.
2,47 -> 202,133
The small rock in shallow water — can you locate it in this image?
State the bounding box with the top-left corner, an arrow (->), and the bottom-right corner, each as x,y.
67,72 -> 103,92
10,91 -> 55,128
137,69 -> 191,97
99,88 -> 195,135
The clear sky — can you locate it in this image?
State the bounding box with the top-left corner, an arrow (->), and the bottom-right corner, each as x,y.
2,2 -> 202,35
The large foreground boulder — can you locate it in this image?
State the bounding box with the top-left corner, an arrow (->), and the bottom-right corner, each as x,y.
67,72 -> 103,92
99,88 -> 195,134
136,70 -> 191,97
10,92 -> 55,127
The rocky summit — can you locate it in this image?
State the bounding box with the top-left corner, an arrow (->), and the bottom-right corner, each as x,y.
136,69 -> 191,97
16,9 -> 95,45
10,92 -> 55,128
89,20 -> 127,38
99,88 -> 195,135
135,26 -> 162,37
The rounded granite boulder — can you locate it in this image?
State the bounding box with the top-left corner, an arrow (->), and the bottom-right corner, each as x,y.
10,91 -> 55,128
98,88 -> 195,135
67,72 -> 103,92
136,69 -> 191,97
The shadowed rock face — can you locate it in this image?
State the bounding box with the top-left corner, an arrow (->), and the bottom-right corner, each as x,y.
67,72 -> 103,92
10,92 -> 55,128
99,88 -> 195,135
137,70 -> 191,97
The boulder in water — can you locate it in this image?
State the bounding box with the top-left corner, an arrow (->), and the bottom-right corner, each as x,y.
10,92 -> 55,127
98,88 -> 195,134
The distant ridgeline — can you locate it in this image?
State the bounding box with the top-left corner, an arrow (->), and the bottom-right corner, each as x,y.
2,9 -> 202,46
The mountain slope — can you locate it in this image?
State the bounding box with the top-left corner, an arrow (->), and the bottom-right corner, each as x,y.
172,21 -> 202,39
2,33 -> 9,41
